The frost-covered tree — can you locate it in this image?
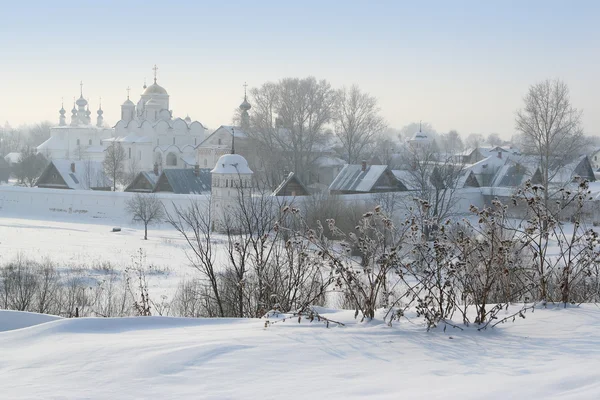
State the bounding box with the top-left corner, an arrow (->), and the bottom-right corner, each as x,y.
103,141 -> 126,191
334,85 -> 386,163
516,79 -> 585,204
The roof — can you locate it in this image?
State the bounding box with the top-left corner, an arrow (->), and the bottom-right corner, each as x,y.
155,168 -> 211,194
4,152 -> 21,163
391,169 -> 421,191
104,134 -> 153,144
211,154 -> 253,174
38,160 -> 111,190
143,82 -> 168,96
124,171 -> 160,192
490,160 -> 530,187
180,155 -> 197,166
271,172 -> 310,196
329,164 -> 404,193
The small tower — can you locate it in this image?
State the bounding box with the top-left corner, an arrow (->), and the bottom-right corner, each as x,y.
121,87 -> 135,122
239,82 -> 251,131
85,104 -> 92,125
96,97 -> 104,127
75,81 -> 88,124
70,99 -> 78,126
210,152 -> 254,232
59,99 -> 66,126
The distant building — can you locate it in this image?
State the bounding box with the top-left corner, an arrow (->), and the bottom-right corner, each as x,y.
153,167 -> 211,195
124,167 -> 161,193
272,172 -> 310,197
36,160 -> 111,190
210,153 -> 253,232
329,161 -> 407,195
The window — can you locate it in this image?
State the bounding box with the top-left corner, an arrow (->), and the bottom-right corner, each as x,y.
194,138 -> 197,145
204,158 -> 207,167
76,139 -> 80,145
157,138 -> 160,146
88,139 -> 92,145
166,153 -> 177,166
138,150 -> 141,160
128,148 -> 131,159
173,137 -> 176,145
218,139 -> 222,145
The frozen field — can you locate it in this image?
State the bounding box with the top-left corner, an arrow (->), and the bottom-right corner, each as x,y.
1,306 -> 600,399
0,216 -> 191,270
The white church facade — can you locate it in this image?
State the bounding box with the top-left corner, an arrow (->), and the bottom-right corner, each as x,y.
38,66 -> 207,173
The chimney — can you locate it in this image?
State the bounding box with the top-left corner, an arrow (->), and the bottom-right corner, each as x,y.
194,164 -> 200,177
153,162 -> 159,176
361,160 -> 367,172
70,162 -> 75,173
497,151 -> 502,159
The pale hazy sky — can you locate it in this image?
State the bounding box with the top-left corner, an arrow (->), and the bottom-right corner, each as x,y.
0,0 -> 598,138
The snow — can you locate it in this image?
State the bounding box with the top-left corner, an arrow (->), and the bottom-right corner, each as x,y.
211,153 -> 253,174
1,306 -> 600,399
0,310 -> 62,332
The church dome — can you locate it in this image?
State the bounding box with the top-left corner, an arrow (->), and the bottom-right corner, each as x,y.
76,96 -> 88,107
211,153 -> 253,175
122,99 -> 135,107
145,98 -> 162,107
239,98 -> 251,112
143,82 -> 168,96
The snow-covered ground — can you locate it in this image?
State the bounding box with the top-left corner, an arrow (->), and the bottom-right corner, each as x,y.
1,306 -> 600,399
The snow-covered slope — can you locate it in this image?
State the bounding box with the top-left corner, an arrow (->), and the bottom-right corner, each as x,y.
0,310 -> 62,332
1,306 -> 600,399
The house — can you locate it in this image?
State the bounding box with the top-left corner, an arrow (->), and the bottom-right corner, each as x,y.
125,166 -> 161,192
272,172 -> 310,197
36,160 -> 111,190
329,162 -> 407,195
153,167 -> 211,194
0,157 -> 9,183
588,147 -> 600,170
489,159 -> 531,188
531,155 -> 596,185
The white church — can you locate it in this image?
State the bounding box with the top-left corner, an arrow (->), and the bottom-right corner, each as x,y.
37,66 -> 207,172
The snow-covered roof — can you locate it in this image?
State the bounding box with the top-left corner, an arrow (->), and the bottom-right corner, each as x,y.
391,169 -> 421,191
211,154 -> 253,174
330,164 -> 405,193
156,168 -> 211,194
4,152 -> 21,163
104,135 -> 153,144
38,160 -> 111,190
271,172 -> 310,196
180,155 -> 197,167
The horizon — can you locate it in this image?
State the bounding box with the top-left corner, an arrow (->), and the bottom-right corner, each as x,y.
1,0 -> 598,138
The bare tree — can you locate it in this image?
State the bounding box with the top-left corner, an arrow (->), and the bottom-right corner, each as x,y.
440,130 -> 464,154
165,199 -> 225,317
126,193 -> 165,240
464,133 -> 485,149
248,77 -> 336,185
334,85 -> 386,163
486,132 -> 503,146
516,79 -> 585,204
103,141 -> 126,191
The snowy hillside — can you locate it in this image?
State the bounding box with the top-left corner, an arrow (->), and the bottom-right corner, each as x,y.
1,306 -> 600,399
